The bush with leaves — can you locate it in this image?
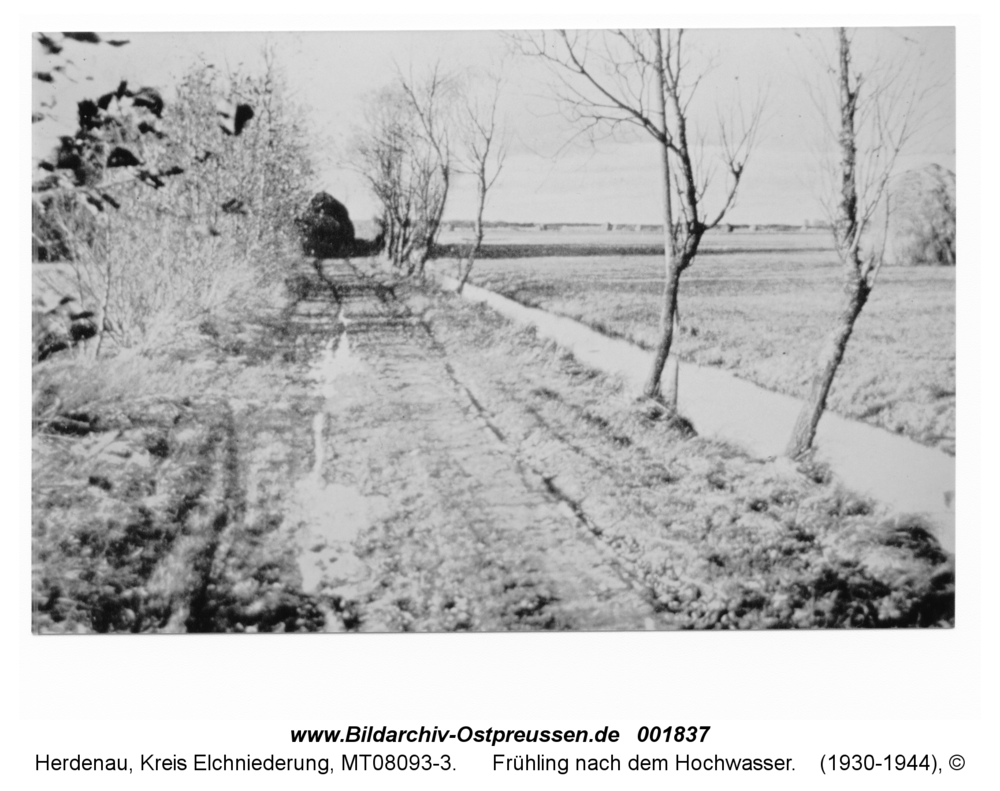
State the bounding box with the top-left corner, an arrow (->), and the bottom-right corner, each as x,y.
33,54 -> 315,355
296,191 -> 356,258
32,77 -> 175,262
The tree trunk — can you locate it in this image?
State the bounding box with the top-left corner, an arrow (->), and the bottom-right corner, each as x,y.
93,257 -> 114,359
643,258 -> 682,399
785,275 -> 870,457
416,167 -> 450,277
457,180 -> 487,295
456,256 -> 473,294
642,30 -> 680,403
785,27 -> 871,458
663,313 -> 681,407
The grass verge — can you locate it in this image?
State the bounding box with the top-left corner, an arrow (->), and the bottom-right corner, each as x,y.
416,282 -> 954,628
459,246 -> 955,455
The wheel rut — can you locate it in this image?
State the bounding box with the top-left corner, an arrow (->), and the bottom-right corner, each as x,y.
287,260 -> 657,631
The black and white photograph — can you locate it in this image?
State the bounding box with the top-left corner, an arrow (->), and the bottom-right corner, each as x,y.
30,26 -> 957,635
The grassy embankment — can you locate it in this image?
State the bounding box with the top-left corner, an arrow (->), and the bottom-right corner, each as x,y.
31,60 -> 324,633
446,229 -> 955,455
31,269 -> 342,633
414,280 -> 955,628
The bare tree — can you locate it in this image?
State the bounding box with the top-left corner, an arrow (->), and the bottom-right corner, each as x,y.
517,29 -> 762,405
353,67 -> 456,275
353,87 -> 422,269
786,28 -> 923,457
398,63 -> 454,275
454,68 -> 508,294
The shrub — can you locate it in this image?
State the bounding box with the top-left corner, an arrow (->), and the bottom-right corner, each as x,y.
889,164 -> 956,266
297,192 -> 356,258
33,55 -> 316,355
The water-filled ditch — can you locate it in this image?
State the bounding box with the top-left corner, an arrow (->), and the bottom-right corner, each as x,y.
442,277 -> 956,554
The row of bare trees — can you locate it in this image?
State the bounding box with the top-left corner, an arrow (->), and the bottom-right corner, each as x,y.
31,29 -> 936,463
343,27 -> 937,459
352,65 -> 507,285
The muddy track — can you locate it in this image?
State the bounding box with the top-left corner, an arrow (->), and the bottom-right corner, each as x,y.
35,259 -> 658,633
34,257 -> 953,632
289,260 -> 657,631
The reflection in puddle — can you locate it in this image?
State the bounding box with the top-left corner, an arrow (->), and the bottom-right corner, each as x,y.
293,481 -> 376,594
312,322 -> 366,402
291,322 -> 383,600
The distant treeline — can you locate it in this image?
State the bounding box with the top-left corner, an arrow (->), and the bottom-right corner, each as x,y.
434,220 -> 831,233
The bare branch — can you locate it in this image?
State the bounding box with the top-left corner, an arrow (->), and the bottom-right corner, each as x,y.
350,72 -> 455,271
518,27 -> 765,398
513,30 -> 666,144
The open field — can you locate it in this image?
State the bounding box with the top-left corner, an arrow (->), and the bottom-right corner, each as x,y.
438,229 -> 956,455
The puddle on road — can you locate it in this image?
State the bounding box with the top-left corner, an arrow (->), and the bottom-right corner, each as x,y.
312,309 -> 368,402
292,479 -> 378,594
290,321 -> 384,602
443,276 -> 956,554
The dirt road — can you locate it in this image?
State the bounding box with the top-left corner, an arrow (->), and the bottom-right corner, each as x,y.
291,261 -> 656,631
33,258 -> 953,633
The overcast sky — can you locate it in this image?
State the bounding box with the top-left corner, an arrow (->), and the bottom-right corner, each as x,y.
32,27 -> 955,225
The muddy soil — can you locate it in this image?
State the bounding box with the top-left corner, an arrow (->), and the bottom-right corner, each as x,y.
290,263 -> 654,631
32,259 -> 953,632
